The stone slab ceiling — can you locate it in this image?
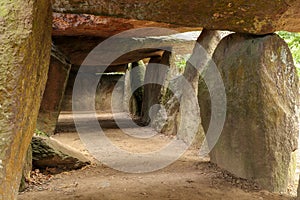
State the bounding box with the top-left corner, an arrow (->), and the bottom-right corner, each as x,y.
52,0 -> 300,34
53,13 -> 201,37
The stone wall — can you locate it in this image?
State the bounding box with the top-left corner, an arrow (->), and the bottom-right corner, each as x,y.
37,45 -> 71,135
0,0 -> 52,198
61,71 -> 125,113
152,30 -> 228,145
199,33 -> 300,192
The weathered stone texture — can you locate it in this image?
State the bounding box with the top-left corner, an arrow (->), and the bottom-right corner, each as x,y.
298,176 -> 300,199
31,136 -> 90,173
52,32 -> 196,68
199,33 -> 300,192
0,0 -> 52,199
52,0 -> 300,34
129,61 -> 146,116
141,52 -> 169,123
123,67 -> 132,113
61,72 -> 125,113
37,45 -> 71,135
95,75 -> 125,113
52,13 -> 201,38
153,30 -> 227,144
19,146 -> 32,192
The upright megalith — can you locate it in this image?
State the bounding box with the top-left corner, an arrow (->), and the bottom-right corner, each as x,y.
129,61 -> 146,116
141,52 -> 170,124
0,0 -> 52,199
298,177 -> 300,199
37,45 -> 71,135
154,30 -> 227,144
199,33 -> 300,192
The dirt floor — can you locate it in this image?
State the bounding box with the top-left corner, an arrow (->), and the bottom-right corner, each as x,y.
18,112 -> 296,200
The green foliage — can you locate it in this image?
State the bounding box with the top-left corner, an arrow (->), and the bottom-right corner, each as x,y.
174,54 -> 191,72
34,129 -> 49,137
175,58 -> 187,71
277,31 -> 300,76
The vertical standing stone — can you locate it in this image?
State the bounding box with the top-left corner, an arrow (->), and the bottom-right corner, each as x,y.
123,65 -> 132,113
0,0 -> 52,199
19,146 -> 32,192
142,52 -> 170,124
177,30 -> 227,144
199,33 -> 299,192
153,30 -> 226,144
61,66 -> 126,113
298,176 -> 300,199
95,74 -> 125,113
37,45 -> 71,135
129,61 -> 146,116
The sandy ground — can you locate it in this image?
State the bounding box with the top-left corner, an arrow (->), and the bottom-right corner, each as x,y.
18,112 -> 296,200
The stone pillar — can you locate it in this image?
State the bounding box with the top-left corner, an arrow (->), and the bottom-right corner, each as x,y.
95,74 -> 125,113
37,45 -> 71,135
141,52 -> 170,124
0,1 -> 52,199
129,61 -> 146,116
298,177 -> 300,200
199,33 -> 299,192
154,29 -> 226,144
177,30 -> 226,144
123,65 -> 131,113
19,146 -> 32,192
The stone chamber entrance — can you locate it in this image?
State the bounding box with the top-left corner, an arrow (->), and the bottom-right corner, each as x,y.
1,1 -> 300,200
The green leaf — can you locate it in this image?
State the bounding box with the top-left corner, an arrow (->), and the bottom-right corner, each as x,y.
277,31 -> 300,77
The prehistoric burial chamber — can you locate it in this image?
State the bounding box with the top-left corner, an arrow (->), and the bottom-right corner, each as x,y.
0,0 -> 300,199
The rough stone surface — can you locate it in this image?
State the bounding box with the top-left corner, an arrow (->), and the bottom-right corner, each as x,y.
31,136 -> 90,173
123,67 -> 132,113
298,177 -> 300,199
37,45 -> 71,135
52,32 -> 197,68
199,33 -> 300,192
177,30 -> 228,144
129,61 -> 146,116
61,72 -> 125,112
0,0 -> 52,199
152,75 -> 182,135
19,146 -> 32,192
52,0 -> 300,34
153,30 -> 227,145
53,13 -> 201,37
141,53 -> 170,123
